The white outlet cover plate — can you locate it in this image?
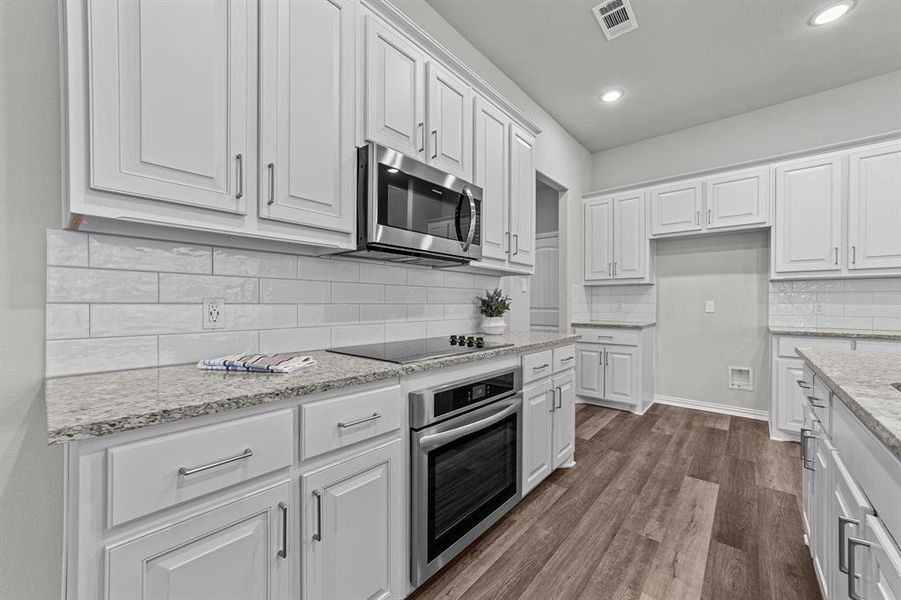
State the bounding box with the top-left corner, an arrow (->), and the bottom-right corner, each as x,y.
705,300 -> 715,313
203,297 -> 225,329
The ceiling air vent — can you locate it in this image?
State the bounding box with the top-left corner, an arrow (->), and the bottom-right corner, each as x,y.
592,0 -> 638,41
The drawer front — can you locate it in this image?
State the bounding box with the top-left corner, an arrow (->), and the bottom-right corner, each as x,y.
300,385 -> 402,460
552,345 -> 576,373
574,327 -> 639,346
777,336 -> 852,358
523,349 -> 553,383
108,410 -> 293,527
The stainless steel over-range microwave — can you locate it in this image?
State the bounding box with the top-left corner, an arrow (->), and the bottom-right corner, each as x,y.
340,142 -> 483,267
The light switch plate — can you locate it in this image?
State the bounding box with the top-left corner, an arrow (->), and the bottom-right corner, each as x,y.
705,300 -> 715,313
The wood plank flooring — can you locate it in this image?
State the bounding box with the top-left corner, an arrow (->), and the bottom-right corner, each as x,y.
411,403 -> 821,600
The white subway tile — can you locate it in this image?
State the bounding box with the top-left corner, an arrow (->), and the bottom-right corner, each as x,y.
443,272 -> 474,288
427,318 -> 477,338
360,304 -> 407,323
473,274 -> 502,290
873,317 -> 901,331
91,304 -> 201,337
90,234 -> 211,273
406,268 -> 445,287
768,315 -> 817,328
214,248 -> 296,279
47,267 -> 158,303
815,315 -> 873,330
331,324 -> 384,347
844,278 -> 901,292
297,256 -> 359,282
845,304 -> 901,318
385,321 -> 427,342
225,304 -> 297,331
770,304 -> 814,316
47,230 -> 88,266
46,304 -> 89,340
384,286 -> 427,304
444,304 -> 478,319
874,291 -> 901,307
769,281 -> 794,292
299,304 -> 359,325
159,273 -> 259,303
359,263 -> 407,285
259,327 -> 331,353
793,280 -> 843,292
261,279 -> 331,303
427,287 -> 476,304
159,331 -> 259,365
771,292 -> 813,304
332,282 -> 385,304
406,305 -> 444,321
47,336 -> 158,377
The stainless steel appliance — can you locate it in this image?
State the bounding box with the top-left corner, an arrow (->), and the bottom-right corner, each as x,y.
409,368 -> 522,585
341,142 -> 483,267
328,335 -> 512,364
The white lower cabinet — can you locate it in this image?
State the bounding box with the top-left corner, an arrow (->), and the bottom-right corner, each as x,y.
551,370 -> 575,468
776,357 -> 807,436
107,482 -> 291,600
522,378 -> 553,494
301,439 -> 403,600
573,326 -> 653,413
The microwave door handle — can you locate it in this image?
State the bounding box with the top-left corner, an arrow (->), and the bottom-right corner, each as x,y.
418,398 -> 520,452
460,187 -> 476,251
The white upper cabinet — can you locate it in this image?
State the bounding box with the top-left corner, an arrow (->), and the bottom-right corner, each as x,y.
612,191 -> 647,280
584,196 -> 613,281
473,96 -> 510,262
426,63 -> 471,180
259,0 -> 355,242
848,140 -> 901,272
86,0 -> 251,214
649,180 -> 702,236
705,166 -> 769,230
364,16 -> 426,159
773,154 -> 843,274
509,124 -> 536,269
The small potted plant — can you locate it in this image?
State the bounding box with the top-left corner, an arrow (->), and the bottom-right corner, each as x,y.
476,287 -> 512,335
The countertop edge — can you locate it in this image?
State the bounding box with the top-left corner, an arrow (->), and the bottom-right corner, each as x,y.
571,321 -> 656,329
769,327 -> 901,341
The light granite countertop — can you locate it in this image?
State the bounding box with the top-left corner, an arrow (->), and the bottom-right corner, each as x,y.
769,326 -> 901,341
795,347 -> 901,462
44,332 -> 578,444
571,321 -> 656,329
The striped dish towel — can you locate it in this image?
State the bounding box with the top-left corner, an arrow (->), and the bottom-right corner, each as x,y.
197,353 -> 316,373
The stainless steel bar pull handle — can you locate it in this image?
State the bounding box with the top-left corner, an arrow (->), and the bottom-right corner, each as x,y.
235,154 -> 243,199
834,247 -> 839,265
852,245 -> 857,265
431,130 -> 438,159
797,380 -> 812,390
707,208 -> 711,225
800,428 -> 814,471
278,501 -> 288,558
267,163 -> 275,206
178,448 -> 253,476
607,262 -> 612,276
696,211 -> 700,226
513,234 -> 519,255
418,122 -> 424,152
807,395 -> 827,409
613,262 -> 617,277
337,413 -> 381,428
505,231 -> 511,252
838,516 -> 859,574
533,363 -> 550,371
548,390 -> 555,413
312,490 -> 322,541
555,387 -> 562,409
461,187 -> 476,252
847,537 -> 870,600
561,356 -> 574,363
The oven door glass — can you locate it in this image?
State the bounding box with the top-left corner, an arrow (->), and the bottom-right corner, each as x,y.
377,163 -> 474,243
426,413 -> 517,562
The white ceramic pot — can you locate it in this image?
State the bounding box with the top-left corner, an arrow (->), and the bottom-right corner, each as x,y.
481,316 -> 507,336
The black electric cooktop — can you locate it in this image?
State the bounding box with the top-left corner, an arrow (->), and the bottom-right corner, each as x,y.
327,336 -> 512,364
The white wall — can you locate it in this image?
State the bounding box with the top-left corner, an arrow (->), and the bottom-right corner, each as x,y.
591,70 -> 901,190
655,232 -> 770,412
0,1 -> 64,598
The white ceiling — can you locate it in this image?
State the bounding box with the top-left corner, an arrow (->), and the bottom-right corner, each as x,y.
423,0 -> 901,153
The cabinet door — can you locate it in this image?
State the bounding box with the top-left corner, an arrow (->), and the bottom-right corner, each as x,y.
584,197 -> 613,281
523,379 -> 553,494
774,154 -> 843,274
649,181 -> 703,235
574,345 -> 604,399
705,167 -> 769,230
473,96 -> 509,262
426,63 -> 471,180
552,371 -> 575,468
87,0 -> 251,214
604,345 -> 637,405
302,440 -> 402,600
365,16 -> 425,158
258,0 -> 355,238
776,358 -> 806,435
107,483 -> 290,600
612,191 -> 647,280
861,515 -> 901,600
509,124 -> 536,268
831,449 -> 875,600
811,420 -> 832,597
801,404 -> 815,540
848,141 -> 901,272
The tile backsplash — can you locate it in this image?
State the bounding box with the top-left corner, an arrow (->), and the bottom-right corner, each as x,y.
769,278 -> 901,331
570,283 -> 657,323
45,230 -> 500,377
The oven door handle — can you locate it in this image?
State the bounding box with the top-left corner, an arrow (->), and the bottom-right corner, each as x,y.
418,398 -> 520,452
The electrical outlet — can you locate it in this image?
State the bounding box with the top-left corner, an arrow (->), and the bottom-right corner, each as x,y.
815,303 -> 826,314
203,297 -> 225,329
705,300 -> 716,313
614,302 -> 623,311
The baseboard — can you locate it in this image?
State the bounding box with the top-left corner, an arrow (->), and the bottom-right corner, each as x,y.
654,394 -> 769,421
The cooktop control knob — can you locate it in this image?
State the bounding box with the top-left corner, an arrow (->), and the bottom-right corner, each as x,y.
449,335 -> 458,345
476,337 -> 485,348
466,336 -> 476,347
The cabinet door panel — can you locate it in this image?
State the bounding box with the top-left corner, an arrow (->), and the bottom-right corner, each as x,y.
862,515 -> 901,600
427,63 -> 471,180
706,167 -> 769,229
613,191 -> 647,280
365,17 -> 424,158
832,449 -> 875,600
523,380 -> 553,494
605,346 -> 637,405
552,371 -> 575,467
650,181 -> 702,235
259,0 -> 354,236
302,440 -> 402,600
473,96 -> 509,261
584,197 -> 613,281
107,483 -> 290,600
87,0 -> 249,213
509,124 -> 536,268
575,345 -> 604,399
812,420 -> 832,597
848,142 -> 901,272
776,358 -> 806,435
774,155 -> 843,274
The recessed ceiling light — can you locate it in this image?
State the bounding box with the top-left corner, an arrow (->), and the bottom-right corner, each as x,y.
810,1 -> 854,26
386,168 -> 399,174
601,89 -> 624,103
